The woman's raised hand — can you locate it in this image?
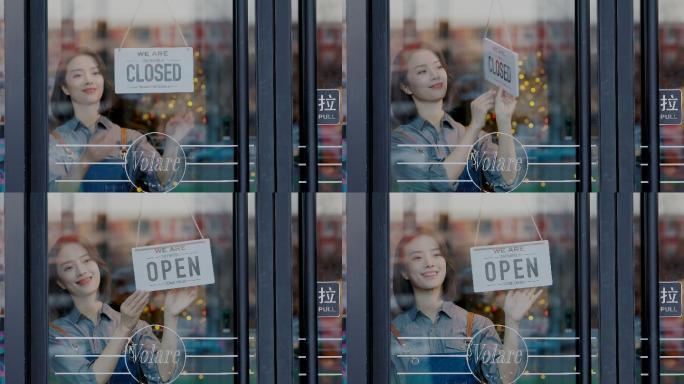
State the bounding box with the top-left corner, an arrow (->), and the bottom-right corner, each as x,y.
469,89 -> 496,131
165,111 -> 195,142
503,288 -> 542,323
164,286 -> 199,317
494,88 -> 518,123
82,128 -> 121,162
119,290 -> 150,334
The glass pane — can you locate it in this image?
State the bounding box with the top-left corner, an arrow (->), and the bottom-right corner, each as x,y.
47,194 -> 252,382
389,193 -> 597,383
47,0 -> 254,193
293,0 -> 347,191
389,1 -> 592,193
656,1 -> 684,190
636,195 -> 684,382
292,194 -> 347,381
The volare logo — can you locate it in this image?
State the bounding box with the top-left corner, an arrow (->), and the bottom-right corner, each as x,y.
124,324 -> 186,383
466,132 -> 528,192
124,132 -> 187,192
466,324 -> 528,384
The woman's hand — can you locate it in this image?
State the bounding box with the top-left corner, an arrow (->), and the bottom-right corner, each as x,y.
82,127 -> 121,162
164,286 -> 199,317
118,290 -> 150,334
165,111 -> 195,142
494,88 -> 517,127
503,288 -> 542,323
469,89 -> 496,131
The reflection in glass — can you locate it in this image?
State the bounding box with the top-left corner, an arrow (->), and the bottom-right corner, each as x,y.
390,1 -> 581,192
48,0 -> 244,192
390,194 -> 584,383
47,194 -> 247,383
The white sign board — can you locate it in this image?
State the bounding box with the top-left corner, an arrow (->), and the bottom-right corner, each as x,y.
132,239 -> 215,291
115,47 -> 194,94
483,38 -> 519,97
470,240 -> 552,293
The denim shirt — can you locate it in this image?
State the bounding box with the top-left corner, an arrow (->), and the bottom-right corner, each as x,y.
49,116 -> 160,192
390,302 -> 509,384
48,304 -> 178,383
391,115 -> 514,192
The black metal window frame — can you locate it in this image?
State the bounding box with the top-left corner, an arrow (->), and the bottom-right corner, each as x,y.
1,1 -> 665,384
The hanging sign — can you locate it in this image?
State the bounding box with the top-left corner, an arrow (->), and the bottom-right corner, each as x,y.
659,89 -> 682,125
483,38 -> 519,97
470,240 -> 552,293
132,238 -> 214,291
115,47 -> 194,94
660,281 -> 682,317
317,282 -> 340,317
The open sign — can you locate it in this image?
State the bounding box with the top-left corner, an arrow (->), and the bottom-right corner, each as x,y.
470,240 -> 552,293
132,239 -> 215,292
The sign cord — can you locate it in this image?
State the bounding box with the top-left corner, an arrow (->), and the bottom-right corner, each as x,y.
482,0 -> 515,50
135,193 -> 205,248
473,194 -> 544,247
136,192 -> 145,247
180,194 -> 205,239
119,0 -> 190,49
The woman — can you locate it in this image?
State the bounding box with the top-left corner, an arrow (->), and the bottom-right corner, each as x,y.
391,45 -> 521,192
48,235 -> 198,383
391,228 -> 541,384
49,49 -> 194,192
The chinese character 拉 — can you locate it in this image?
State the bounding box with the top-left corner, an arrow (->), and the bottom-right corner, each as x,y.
660,286 -> 680,305
318,286 -> 336,304
318,94 -> 336,112
660,94 -> 679,112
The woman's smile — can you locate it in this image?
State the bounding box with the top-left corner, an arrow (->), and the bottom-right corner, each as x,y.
82,87 -> 98,95
429,82 -> 444,90
421,270 -> 439,278
76,276 -> 94,286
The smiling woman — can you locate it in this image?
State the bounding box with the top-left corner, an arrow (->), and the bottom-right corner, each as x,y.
48,50 -> 195,193
390,45 -> 520,193
390,227 -> 538,384
47,234 -> 196,384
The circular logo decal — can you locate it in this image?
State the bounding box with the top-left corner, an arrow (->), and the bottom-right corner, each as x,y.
124,132 -> 186,192
466,324 -> 528,384
124,324 -> 186,383
466,132 -> 528,192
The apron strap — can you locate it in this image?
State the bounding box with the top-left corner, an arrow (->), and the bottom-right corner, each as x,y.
49,322 -> 70,337
120,127 -> 128,160
466,312 -> 474,345
390,324 -> 405,347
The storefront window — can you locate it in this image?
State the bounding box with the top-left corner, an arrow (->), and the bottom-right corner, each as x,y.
655,0 -> 684,190
47,193 -> 257,382
293,194 -> 347,381
293,0 -> 347,191
389,1 -> 595,193
389,193 -> 598,383
633,195 -> 684,381
47,0 -> 254,193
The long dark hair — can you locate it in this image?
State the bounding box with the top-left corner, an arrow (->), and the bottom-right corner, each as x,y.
48,234 -> 112,319
392,227 -> 457,312
391,44 -> 453,126
50,49 -> 115,128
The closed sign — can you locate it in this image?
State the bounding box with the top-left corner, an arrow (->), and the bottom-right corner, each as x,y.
483,38 -> 519,97
470,240 -> 552,293
132,239 -> 215,291
115,47 -> 194,94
